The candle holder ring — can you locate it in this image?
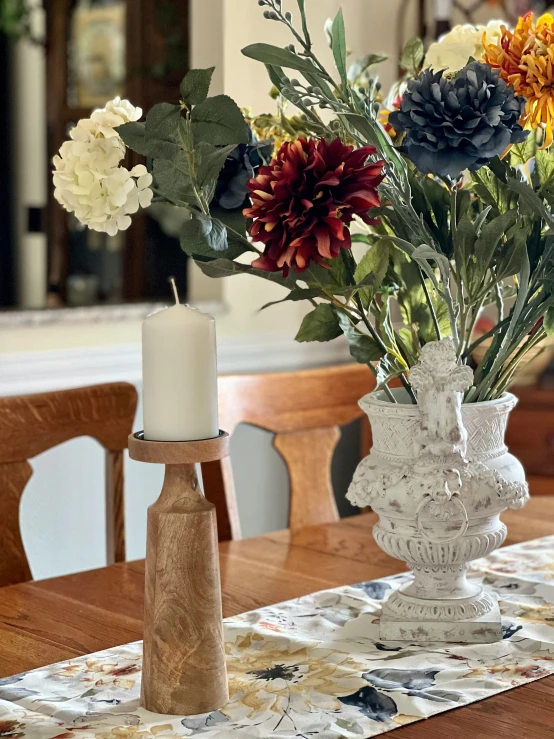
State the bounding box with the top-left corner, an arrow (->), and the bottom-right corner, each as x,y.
128,430 -> 230,716
128,429 -> 230,464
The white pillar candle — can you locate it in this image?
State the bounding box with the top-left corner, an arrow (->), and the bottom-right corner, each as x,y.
142,285 -> 219,442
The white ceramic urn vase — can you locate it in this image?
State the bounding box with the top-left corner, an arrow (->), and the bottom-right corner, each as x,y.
348,338 -> 529,643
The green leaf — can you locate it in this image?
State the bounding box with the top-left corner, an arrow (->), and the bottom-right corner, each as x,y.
152,154 -> 198,206
536,148 -> 554,190
454,188 -> 472,224
495,225 -> 528,281
410,244 -> 451,284
296,0 -> 310,45
473,205 -> 493,236
145,102 -> 182,142
391,249 -> 450,344
180,67 -> 214,106
330,8 -> 347,87
400,36 -> 424,76
117,120 -> 180,159
266,63 -> 286,91
343,112 -> 408,190
511,135 -> 536,167
354,240 -> 390,307
507,177 -> 554,224
475,210 -> 518,277
295,304 -> 343,342
420,292 -> 451,342
347,54 -> 387,82
488,155 -> 516,184
395,327 -> 419,366
326,255 -> 348,292
191,94 -> 249,145
195,257 -> 298,289
242,42 -> 323,76
210,204 -> 248,239
195,142 -> 237,200
117,121 -> 149,155
544,306 -> 554,336
375,356 -> 405,390
351,233 -> 372,244
181,213 -> 228,252
336,310 -> 383,363
260,286 -> 323,310
453,216 -> 476,287
470,168 -> 515,215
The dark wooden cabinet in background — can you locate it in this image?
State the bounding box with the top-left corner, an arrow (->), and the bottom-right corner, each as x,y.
45,0 -> 190,305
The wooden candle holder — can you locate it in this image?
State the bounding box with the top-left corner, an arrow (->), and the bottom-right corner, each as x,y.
128,430 -> 230,716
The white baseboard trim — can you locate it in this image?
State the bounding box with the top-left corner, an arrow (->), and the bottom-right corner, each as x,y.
0,334 -> 352,396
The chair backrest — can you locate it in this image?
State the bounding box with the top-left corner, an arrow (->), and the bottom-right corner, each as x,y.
506,386 -> 554,495
201,364 -> 375,540
0,382 -> 137,586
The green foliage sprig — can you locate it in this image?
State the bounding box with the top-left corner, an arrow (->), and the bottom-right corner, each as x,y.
115,1 -> 554,403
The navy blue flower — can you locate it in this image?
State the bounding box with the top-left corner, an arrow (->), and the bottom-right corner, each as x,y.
364,668 -> 439,692
374,642 -> 403,652
389,61 -> 528,178
502,622 -> 523,639
181,710 -> 229,733
363,668 -> 462,703
339,686 -> 398,722
248,663 -> 300,681
353,580 -> 391,600
212,132 -> 273,210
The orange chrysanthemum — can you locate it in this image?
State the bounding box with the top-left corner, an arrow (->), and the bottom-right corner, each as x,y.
483,12 -> 554,148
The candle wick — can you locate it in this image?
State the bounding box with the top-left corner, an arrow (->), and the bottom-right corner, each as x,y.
170,277 -> 180,305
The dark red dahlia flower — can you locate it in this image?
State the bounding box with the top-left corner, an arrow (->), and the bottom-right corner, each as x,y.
243,137 -> 385,276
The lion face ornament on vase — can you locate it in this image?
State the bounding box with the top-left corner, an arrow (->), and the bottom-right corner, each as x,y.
348,338 -> 529,643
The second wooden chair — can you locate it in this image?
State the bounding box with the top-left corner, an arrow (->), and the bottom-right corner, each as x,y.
202,363 -> 375,541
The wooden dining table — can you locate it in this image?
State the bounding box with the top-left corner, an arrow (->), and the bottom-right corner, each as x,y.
1,497 -> 553,738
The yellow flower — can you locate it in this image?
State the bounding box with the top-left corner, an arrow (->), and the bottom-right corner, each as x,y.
512,602 -> 554,625
95,724 -> 179,739
224,632 -> 366,719
483,12 -> 554,148
465,660 -> 553,683
53,657 -> 141,690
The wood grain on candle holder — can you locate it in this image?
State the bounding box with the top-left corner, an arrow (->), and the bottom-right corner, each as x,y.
128,433 -> 229,715
128,431 -> 229,464
142,462 -> 228,714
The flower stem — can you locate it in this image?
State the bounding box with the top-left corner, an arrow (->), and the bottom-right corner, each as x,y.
418,267 -> 441,341
485,326 -> 546,400
340,251 -> 416,403
463,315 -> 512,360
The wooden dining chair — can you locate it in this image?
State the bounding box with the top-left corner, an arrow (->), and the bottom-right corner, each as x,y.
506,385 -> 554,496
201,363 -> 375,541
0,382 -> 137,586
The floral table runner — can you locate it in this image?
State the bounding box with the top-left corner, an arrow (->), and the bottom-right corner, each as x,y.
2,536 -> 554,739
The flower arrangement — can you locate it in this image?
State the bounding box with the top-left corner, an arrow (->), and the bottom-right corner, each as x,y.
53,4 -> 554,404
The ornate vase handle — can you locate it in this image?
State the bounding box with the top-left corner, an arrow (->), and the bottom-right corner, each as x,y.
415,488 -> 469,543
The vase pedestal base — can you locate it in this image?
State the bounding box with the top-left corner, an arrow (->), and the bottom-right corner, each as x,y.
380,598 -> 503,644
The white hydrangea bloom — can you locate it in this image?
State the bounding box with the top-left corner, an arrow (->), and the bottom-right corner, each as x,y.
53,97 -> 152,236
90,96 -> 143,139
424,21 -> 504,75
